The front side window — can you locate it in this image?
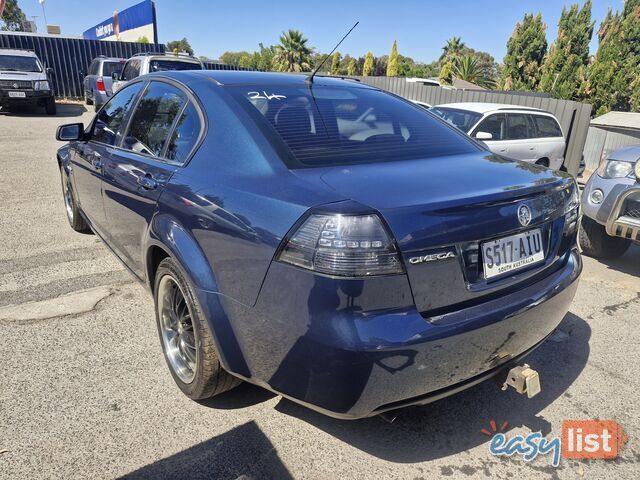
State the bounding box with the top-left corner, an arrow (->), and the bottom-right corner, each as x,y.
506,113 -> 535,140
121,60 -> 140,81
533,115 -> 563,138
0,55 -> 42,72
92,82 -> 144,146
101,61 -> 124,78
473,114 -> 506,140
430,107 -> 483,133
122,82 -> 186,158
231,86 -> 479,167
149,60 -> 202,72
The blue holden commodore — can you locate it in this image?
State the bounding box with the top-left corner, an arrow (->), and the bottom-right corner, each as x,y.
55,71 -> 582,419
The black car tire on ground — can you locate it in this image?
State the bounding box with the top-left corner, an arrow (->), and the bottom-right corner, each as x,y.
579,216 -> 631,258
94,103 -> 101,113
45,97 -> 57,115
154,257 -> 241,400
59,166 -> 90,233
85,92 -> 93,105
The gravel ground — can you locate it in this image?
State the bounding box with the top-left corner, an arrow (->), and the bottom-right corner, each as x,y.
0,103 -> 638,479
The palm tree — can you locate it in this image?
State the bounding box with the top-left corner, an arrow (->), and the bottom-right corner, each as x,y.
274,29 -> 312,72
441,36 -> 466,60
452,55 -> 496,88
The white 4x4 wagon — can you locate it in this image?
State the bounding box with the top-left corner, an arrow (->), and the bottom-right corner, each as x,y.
432,103 -> 566,170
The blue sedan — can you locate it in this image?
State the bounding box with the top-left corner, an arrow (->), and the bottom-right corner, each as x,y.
55,71 -> 582,419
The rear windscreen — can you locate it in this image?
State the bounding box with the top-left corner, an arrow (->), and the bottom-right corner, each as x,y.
149,60 -> 202,72
102,61 -> 124,77
230,86 -> 480,168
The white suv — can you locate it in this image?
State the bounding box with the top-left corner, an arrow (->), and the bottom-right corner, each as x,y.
112,52 -> 203,93
431,103 -> 566,170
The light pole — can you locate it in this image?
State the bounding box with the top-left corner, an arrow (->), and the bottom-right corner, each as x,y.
38,0 -> 48,31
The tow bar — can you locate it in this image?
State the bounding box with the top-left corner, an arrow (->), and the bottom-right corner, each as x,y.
501,364 -> 541,398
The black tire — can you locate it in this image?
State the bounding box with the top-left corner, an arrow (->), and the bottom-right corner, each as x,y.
94,103 -> 101,113
85,91 -> 93,105
535,158 -> 550,168
60,166 -> 90,233
579,216 -> 631,259
154,257 -> 241,400
45,97 -> 57,115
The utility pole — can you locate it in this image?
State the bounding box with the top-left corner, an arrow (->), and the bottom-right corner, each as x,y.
38,0 -> 48,31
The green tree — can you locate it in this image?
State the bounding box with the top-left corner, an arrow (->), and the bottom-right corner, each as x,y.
452,55 -> 496,88
220,51 -> 252,67
274,29 -> 312,72
582,0 -> 640,114
387,40 -> 399,76
362,51 -> 375,76
331,51 -> 341,75
439,61 -> 453,85
347,57 -> 357,76
440,36 -> 466,60
0,0 -> 27,31
136,36 -> 150,44
539,1 -> 594,99
166,38 -> 194,56
501,13 -> 548,90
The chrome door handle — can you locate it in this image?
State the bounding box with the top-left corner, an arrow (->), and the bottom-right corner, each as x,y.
137,174 -> 158,190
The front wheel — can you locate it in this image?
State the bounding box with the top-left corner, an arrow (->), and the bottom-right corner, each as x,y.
154,258 -> 241,400
60,166 -> 89,232
45,97 -> 56,115
579,216 -> 631,258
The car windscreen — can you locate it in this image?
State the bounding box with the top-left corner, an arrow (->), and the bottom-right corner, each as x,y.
430,107 -> 482,133
149,60 -> 202,72
229,86 -> 480,168
102,61 -> 124,77
0,55 -> 42,72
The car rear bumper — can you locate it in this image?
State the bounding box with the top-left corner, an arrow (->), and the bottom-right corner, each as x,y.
197,248 -> 581,419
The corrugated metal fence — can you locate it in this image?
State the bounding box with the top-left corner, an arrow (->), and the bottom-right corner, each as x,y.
0,33 -> 247,99
0,32 -> 165,99
355,76 -> 592,176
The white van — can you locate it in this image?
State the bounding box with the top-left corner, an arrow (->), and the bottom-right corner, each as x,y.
431,103 -> 566,170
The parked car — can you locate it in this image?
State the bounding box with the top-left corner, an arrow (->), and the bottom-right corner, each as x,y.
55,71 -> 582,419
0,48 -> 56,115
580,145 -> 640,258
431,103 -> 566,170
411,99 -> 432,110
112,52 -> 203,93
83,56 -> 125,111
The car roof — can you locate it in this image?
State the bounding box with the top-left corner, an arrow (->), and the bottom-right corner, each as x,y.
98,57 -> 124,62
0,48 -> 37,57
150,70 -> 376,88
435,102 -> 551,115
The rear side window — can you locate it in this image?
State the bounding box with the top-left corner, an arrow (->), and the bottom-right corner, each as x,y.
149,60 -> 202,72
165,102 -> 201,163
230,86 -> 479,167
87,60 -> 98,76
122,82 -> 187,158
506,113 -> 535,140
101,61 -> 123,78
533,115 -> 562,138
473,114 -> 506,140
92,82 -> 143,146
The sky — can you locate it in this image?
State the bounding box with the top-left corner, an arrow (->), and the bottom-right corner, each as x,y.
18,0 -> 625,63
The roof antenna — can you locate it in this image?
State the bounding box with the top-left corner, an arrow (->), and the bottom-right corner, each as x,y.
306,21 -> 359,85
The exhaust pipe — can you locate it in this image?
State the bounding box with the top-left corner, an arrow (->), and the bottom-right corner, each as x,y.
501,364 -> 541,398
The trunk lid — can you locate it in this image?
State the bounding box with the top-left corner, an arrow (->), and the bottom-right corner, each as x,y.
299,152 -> 574,315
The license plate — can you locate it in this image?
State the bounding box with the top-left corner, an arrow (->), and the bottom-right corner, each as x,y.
8,91 -> 26,98
482,229 -> 544,279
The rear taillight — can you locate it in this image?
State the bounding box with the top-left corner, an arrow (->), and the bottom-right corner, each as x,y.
96,77 -> 106,93
277,214 -> 404,277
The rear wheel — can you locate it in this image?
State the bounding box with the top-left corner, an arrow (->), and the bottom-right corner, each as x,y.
579,216 -> 631,258
45,97 -> 56,115
154,258 -> 241,400
85,91 -> 93,105
60,166 -> 89,232
535,157 -> 550,167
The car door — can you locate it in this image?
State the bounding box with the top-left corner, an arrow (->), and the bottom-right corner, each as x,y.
504,113 -> 538,162
531,114 -> 565,169
102,80 -> 201,278
470,113 -> 508,155
71,82 -> 144,234
113,59 -> 140,93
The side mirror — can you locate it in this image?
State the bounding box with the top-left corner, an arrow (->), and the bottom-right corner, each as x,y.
112,72 -> 119,81
56,123 -> 84,141
475,131 -> 493,140
46,67 -> 54,76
